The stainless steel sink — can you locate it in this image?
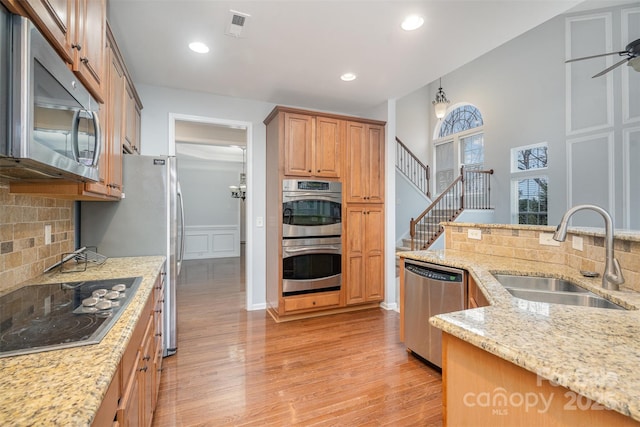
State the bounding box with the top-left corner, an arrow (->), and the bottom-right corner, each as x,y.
492,274 -> 626,310
506,288 -> 625,310
493,274 -> 589,292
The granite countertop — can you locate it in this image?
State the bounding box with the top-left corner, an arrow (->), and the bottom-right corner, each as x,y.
398,249 -> 640,422
0,256 -> 165,426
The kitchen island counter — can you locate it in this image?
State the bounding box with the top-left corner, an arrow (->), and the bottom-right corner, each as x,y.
0,256 -> 165,426
398,248 -> 640,422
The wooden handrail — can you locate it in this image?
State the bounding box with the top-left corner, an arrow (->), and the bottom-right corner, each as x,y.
395,137 -> 431,198
409,166 -> 494,250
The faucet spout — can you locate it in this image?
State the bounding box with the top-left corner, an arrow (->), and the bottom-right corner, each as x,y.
552,204 -> 624,290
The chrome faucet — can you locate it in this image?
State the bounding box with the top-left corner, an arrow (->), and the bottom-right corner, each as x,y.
553,204 -> 624,290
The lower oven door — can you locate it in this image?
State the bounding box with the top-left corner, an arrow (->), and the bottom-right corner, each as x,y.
282,237 -> 341,296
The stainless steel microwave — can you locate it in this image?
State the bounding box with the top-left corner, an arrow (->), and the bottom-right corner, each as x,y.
0,11 -> 101,182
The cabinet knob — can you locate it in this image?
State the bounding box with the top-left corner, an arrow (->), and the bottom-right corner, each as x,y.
80,57 -> 89,64
308,169 -> 312,173
72,43 -> 82,51
317,170 -> 320,173
139,366 -> 148,372
143,355 -> 151,361
155,333 -> 162,337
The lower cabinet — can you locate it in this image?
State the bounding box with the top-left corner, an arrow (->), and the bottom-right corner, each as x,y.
93,269 -> 164,426
344,204 -> 384,305
468,275 -> 490,308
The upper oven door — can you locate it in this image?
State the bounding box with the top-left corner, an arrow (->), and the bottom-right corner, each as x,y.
282,193 -> 342,238
7,16 -> 100,182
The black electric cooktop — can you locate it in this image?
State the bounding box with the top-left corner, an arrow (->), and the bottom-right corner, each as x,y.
0,277 -> 142,358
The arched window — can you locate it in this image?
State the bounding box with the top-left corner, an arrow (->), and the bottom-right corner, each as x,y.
433,103 -> 485,194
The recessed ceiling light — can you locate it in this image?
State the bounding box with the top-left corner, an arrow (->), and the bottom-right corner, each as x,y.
401,15 -> 424,31
189,42 -> 210,54
340,73 -> 357,82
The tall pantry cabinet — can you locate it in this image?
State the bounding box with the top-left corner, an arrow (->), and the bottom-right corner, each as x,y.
264,106 -> 385,321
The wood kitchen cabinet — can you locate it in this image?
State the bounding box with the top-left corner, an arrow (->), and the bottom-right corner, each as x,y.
94,267 -> 164,427
264,106 -> 385,321
442,333 -> 639,426
124,80 -> 142,154
468,275 -> 490,308
10,0 -> 106,103
345,121 -> 384,203
282,111 -> 343,178
344,205 -> 384,305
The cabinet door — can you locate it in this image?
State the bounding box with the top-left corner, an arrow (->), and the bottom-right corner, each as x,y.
345,206 -> 366,305
23,0 -> 75,62
314,117 -> 343,178
73,0 -> 105,102
124,82 -> 141,154
345,122 -> 385,203
118,352 -> 142,427
345,205 -> 384,305
345,122 -> 367,202
284,113 -> 313,176
365,124 -> 385,203
364,205 -> 384,301
106,39 -> 124,197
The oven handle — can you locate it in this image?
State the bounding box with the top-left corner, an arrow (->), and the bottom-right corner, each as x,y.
282,246 -> 341,257
282,193 -> 341,203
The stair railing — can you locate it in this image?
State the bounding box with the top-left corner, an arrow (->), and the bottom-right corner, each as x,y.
396,137 -> 430,198
410,166 -> 494,250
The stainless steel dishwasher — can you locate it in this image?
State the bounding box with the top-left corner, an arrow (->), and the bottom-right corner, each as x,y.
404,259 -> 466,368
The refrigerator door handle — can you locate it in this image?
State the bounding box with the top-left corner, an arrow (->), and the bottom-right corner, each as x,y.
177,181 -> 186,276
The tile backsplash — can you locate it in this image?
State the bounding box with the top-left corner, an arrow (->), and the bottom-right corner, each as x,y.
0,184 -> 75,291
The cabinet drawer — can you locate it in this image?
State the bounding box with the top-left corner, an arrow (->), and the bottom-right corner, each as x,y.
283,291 -> 341,312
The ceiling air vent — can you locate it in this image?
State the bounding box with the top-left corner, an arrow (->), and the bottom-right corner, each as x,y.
226,10 -> 250,38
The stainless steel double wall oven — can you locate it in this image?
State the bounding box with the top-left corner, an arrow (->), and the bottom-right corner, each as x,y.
282,179 -> 342,296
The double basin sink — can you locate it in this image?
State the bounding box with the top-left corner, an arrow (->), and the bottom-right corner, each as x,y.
493,274 -> 626,310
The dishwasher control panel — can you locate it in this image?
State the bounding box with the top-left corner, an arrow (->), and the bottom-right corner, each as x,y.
405,264 -> 462,282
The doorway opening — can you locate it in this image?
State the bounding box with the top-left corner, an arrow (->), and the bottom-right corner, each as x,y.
169,113 -> 253,310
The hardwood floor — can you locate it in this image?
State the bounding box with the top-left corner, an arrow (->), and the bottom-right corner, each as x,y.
152,256 -> 443,426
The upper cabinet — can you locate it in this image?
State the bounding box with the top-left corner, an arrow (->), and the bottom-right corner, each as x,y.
20,0 -> 75,62
72,0 -> 105,103
282,111 -> 343,179
15,0 -> 106,103
124,80 -> 142,154
345,121 -> 385,203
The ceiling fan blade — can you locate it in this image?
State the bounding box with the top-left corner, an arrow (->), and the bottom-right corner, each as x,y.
592,57 -> 631,78
565,51 -> 624,63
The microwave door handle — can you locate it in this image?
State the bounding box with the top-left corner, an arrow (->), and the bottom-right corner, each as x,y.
70,110 -> 81,162
90,111 -> 101,167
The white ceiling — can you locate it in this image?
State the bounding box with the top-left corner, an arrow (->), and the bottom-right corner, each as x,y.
107,0 -> 585,116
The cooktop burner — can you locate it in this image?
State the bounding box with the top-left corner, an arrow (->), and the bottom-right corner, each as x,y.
0,277 -> 142,358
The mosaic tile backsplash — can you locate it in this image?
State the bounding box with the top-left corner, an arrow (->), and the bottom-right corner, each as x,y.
0,184 -> 75,291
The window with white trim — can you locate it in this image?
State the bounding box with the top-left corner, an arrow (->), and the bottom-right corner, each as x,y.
433,104 -> 484,195
511,143 -> 548,225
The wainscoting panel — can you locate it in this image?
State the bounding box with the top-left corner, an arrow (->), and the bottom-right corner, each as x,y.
566,13 -> 613,135
566,132 -> 614,226
623,127 -> 640,229
622,6 -> 640,124
184,225 -> 240,260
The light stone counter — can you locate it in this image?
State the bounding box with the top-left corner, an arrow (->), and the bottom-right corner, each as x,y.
0,256 -> 165,426
398,249 -> 640,422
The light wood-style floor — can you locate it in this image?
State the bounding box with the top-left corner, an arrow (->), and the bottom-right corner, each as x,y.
152,255 -> 443,426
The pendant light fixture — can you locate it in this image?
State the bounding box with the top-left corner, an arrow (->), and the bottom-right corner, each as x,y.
433,78 -> 450,119
229,147 -> 247,200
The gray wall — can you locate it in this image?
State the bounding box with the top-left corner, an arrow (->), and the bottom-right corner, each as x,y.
398,2 -> 640,228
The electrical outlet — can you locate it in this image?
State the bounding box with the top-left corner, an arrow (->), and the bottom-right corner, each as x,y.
467,229 -> 482,240
256,216 -> 264,227
539,232 -> 560,246
45,224 -> 52,245
572,236 -> 584,251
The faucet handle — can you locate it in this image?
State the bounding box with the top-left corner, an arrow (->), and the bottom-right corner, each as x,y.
604,258 -> 624,290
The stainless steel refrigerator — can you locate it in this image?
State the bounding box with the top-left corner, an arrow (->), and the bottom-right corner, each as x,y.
80,155 -> 184,357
